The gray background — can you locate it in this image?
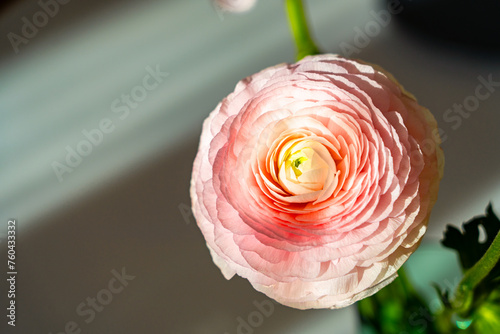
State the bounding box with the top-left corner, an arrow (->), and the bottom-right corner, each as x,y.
1,0 -> 499,333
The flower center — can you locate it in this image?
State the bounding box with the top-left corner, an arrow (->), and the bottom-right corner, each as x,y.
277,140 -> 333,196
289,152 -> 308,177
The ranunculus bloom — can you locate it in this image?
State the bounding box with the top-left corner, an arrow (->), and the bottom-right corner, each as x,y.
214,0 -> 257,13
190,54 -> 444,309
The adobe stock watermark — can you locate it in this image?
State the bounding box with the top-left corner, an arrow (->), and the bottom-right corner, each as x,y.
6,219 -> 17,327
51,64 -> 169,182
401,275 -> 461,334
179,202 -> 195,225
223,299 -> 275,334
48,267 -> 135,334
441,74 -> 500,134
7,0 -> 71,54
211,1 -> 227,22
339,0 -> 405,57
408,73 -> 499,169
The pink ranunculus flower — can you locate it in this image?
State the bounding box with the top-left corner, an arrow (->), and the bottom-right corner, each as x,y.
190,54 -> 444,309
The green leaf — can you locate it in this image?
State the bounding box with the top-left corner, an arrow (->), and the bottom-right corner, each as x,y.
442,204 -> 500,271
358,268 -> 439,334
431,282 -> 451,309
435,204 -> 500,332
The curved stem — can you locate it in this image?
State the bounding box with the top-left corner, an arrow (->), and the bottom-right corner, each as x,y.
453,228 -> 500,314
397,267 -> 415,295
285,0 -> 320,60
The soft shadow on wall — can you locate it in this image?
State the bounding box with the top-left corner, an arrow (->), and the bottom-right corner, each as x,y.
0,0 -> 150,61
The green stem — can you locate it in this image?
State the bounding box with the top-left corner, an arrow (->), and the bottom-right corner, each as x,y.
397,267 -> 415,296
453,229 -> 500,314
285,0 -> 320,60
434,308 -> 455,334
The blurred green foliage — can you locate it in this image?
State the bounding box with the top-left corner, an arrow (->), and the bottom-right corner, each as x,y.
358,204 -> 500,334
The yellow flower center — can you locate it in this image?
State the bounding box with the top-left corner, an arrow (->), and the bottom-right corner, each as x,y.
277,140 -> 333,196
289,152 -> 308,177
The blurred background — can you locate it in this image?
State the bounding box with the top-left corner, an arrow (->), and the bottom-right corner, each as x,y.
1,0 -> 499,333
